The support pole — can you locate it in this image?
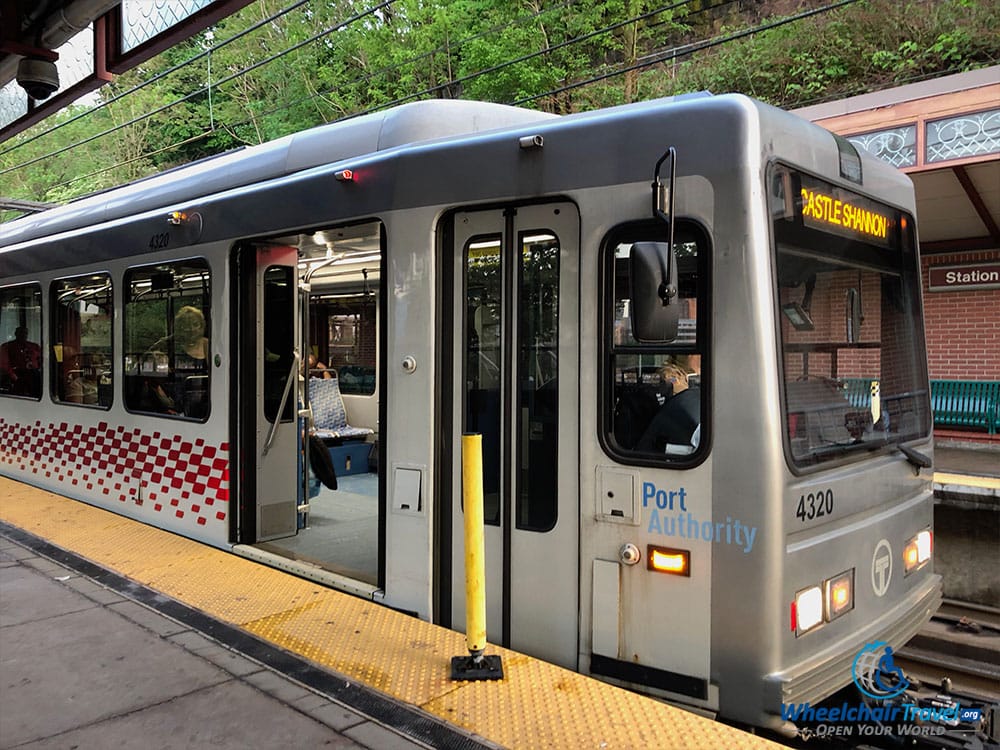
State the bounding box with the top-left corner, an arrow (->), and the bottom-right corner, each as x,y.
463,433 -> 487,656
450,433 -> 503,680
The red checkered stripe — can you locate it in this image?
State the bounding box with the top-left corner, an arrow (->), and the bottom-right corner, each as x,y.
0,418 -> 229,527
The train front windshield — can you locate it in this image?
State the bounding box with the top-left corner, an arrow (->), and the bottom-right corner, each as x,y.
770,166 -> 931,468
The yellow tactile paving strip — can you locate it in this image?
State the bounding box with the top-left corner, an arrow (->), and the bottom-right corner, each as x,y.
0,478 -> 781,750
933,472 -> 1000,490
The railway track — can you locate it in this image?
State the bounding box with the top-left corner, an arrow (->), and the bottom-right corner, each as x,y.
896,599 -> 1000,702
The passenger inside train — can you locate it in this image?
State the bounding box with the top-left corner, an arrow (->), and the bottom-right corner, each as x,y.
307,353 -> 333,379
65,352 -> 102,405
142,306 -> 210,417
0,326 -> 42,398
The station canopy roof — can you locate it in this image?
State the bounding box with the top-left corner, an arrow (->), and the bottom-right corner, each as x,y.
0,0 -> 252,140
796,66 -> 999,255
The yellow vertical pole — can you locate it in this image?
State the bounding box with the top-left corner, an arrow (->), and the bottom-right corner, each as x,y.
462,433 -> 487,657
451,432 -> 502,680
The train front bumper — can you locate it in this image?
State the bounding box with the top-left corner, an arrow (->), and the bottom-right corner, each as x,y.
760,573 -> 941,733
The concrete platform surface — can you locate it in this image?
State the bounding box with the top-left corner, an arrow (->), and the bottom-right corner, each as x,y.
0,480 -> 782,750
0,539 -> 431,750
935,445 -> 1000,478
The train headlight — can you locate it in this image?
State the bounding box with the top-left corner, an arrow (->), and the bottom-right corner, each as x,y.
904,529 -> 932,575
793,585 -> 823,635
824,569 -> 854,621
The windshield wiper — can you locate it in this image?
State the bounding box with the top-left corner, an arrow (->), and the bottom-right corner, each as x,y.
898,444 -> 932,471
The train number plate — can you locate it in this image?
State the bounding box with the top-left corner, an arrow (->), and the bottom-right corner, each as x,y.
795,489 -> 834,522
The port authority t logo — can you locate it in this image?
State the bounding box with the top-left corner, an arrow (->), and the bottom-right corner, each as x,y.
871,539 -> 892,597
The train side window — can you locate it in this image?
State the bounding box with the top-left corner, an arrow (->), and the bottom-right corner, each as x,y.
312,297 -> 377,395
0,283 -> 43,400
601,221 -> 709,464
123,260 -> 211,420
50,274 -> 113,409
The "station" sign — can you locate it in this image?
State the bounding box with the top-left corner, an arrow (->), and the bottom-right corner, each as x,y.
928,262 -> 1000,291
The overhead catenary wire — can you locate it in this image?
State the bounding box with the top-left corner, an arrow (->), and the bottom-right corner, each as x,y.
325,0 -> 719,119
0,0 -> 395,178
509,0 -> 864,106
13,0 -> 735,179
3,0 -> 902,194
0,0 -> 579,162
0,0 -> 316,160
5,0 -> 706,184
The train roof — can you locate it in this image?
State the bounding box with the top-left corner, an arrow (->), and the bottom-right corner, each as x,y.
0,92 -> 914,254
0,99 -> 557,248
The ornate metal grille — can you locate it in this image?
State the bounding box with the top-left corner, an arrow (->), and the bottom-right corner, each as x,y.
0,82 -> 27,128
56,28 -> 95,92
848,126 -> 917,168
926,108 -> 1000,163
0,29 -> 92,130
121,0 -> 215,53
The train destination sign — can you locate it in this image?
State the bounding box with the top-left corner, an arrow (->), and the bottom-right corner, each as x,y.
800,184 -> 893,247
928,262 -> 1000,291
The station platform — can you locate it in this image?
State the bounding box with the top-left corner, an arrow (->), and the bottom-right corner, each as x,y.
933,444 -> 1000,507
930,444 -> 1000,609
0,478 -> 779,750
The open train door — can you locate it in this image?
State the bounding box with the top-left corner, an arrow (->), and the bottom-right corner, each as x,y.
232,243 -> 300,543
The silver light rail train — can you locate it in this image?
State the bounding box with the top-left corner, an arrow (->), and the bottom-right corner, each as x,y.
0,93 -> 941,733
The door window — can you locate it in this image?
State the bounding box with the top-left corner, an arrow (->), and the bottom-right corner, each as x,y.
517,231 -> 559,531
462,229 -> 561,531
464,234 -> 502,526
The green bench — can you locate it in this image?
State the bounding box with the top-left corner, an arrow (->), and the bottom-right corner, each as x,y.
838,378 -> 1000,435
842,378 -> 873,410
931,379 -> 1000,435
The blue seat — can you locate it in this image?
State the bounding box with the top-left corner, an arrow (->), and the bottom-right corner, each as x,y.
309,376 -> 374,442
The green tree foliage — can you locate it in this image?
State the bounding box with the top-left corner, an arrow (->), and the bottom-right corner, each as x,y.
0,0 -> 996,218
655,0 -> 999,104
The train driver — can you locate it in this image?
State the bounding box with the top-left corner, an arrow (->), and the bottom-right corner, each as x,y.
635,356 -> 701,454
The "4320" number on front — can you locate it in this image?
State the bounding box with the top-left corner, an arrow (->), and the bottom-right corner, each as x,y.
796,489 -> 833,522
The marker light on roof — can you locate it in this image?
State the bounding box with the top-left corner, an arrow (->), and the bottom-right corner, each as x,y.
335,169 -> 354,181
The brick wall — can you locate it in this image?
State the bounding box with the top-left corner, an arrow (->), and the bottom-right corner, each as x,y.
921,249 -> 1000,380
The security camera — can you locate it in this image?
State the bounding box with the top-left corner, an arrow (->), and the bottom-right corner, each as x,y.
17,57 -> 60,100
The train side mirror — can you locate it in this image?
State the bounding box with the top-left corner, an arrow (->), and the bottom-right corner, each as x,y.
630,241 -> 679,342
